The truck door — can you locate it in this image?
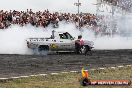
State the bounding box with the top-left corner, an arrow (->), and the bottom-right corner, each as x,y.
58,33 -> 75,51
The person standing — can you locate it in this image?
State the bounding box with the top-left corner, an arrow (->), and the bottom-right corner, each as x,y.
75,35 -> 84,54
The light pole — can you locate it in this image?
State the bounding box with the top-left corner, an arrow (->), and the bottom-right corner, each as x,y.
74,0 -> 81,14
74,0 -> 82,35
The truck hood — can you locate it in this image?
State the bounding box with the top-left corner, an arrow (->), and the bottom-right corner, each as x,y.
84,40 -> 94,47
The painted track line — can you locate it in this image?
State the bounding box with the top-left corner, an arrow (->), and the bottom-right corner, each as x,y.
0,65 -> 131,81
99,68 -> 105,70
118,66 -> 124,68
70,71 -> 78,73
110,67 -> 116,69
51,73 -> 59,75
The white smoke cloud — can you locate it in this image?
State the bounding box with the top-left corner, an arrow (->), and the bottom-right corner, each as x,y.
0,25 -> 52,54
80,27 -> 132,50
0,21 -> 132,54
0,23 -> 80,54
93,37 -> 132,50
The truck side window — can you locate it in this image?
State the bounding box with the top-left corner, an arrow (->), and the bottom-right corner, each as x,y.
63,32 -> 73,39
59,34 -> 67,39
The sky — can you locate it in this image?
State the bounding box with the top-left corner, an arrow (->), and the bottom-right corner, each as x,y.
0,0 -> 97,13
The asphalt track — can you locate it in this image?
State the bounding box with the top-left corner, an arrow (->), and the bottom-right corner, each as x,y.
0,49 -> 132,78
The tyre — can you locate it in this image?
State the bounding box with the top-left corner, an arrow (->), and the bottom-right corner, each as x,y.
82,45 -> 92,55
38,45 -> 49,55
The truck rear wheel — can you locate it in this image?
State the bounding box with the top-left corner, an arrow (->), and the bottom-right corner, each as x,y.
38,45 -> 49,55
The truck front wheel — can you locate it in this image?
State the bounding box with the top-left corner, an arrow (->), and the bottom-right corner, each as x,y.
82,45 -> 92,55
75,44 -> 92,55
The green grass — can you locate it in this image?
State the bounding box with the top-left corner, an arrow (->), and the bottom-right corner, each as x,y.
0,66 -> 131,88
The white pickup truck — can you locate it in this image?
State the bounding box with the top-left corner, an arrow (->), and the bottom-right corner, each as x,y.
26,30 -> 94,55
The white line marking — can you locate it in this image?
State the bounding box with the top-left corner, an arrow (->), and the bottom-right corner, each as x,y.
51,73 -> 59,75
38,74 -> 47,76
10,77 -> 20,79
118,66 -> 124,68
111,67 -> 116,69
99,68 -> 105,70
61,72 -> 69,74
70,71 -> 78,73
0,78 -> 9,80
126,65 -> 132,67
19,76 -> 29,78
30,75 -> 37,77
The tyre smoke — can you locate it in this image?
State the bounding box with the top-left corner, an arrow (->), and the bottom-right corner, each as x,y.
0,20 -> 132,54
0,25 -> 52,54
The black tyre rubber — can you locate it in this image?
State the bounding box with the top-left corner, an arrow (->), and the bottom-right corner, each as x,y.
75,43 -> 92,55
84,45 -> 91,55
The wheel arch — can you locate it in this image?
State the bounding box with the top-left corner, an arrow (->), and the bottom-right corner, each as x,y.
38,45 -> 49,51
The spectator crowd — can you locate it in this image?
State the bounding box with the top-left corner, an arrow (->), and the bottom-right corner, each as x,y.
0,9 -> 97,29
